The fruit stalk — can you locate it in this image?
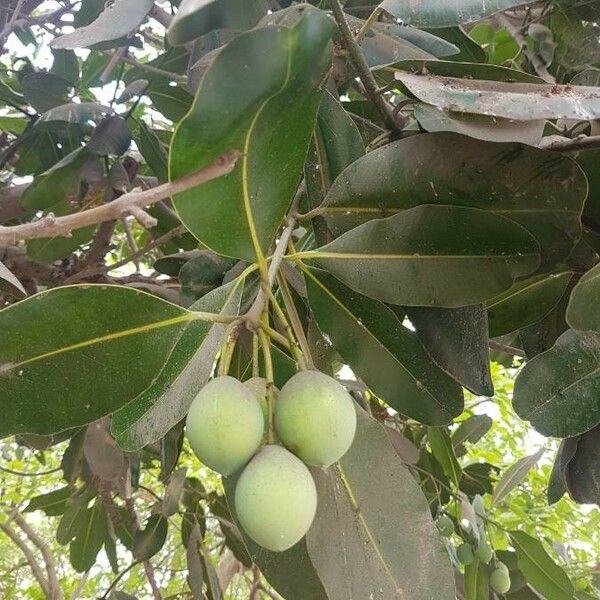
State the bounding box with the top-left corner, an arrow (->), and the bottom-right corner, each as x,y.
258,326 -> 276,444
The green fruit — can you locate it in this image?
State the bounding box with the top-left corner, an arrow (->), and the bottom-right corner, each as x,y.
437,515 -> 455,537
476,541 -> 493,564
495,560 -> 509,575
490,568 -> 511,594
274,370 -> 357,467
186,376 -> 264,476
457,543 -> 474,565
235,445 -> 317,552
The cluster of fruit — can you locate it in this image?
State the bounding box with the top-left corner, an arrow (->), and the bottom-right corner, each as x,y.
185,370 -> 357,552
437,515 -> 512,594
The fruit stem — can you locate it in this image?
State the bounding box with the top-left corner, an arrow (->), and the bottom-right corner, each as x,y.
252,332 -> 259,378
258,326 -> 276,444
267,288 -> 307,369
218,321 -> 239,376
276,272 -> 314,369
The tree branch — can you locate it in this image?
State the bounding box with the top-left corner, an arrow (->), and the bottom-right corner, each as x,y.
0,151 -> 241,246
0,520 -> 50,598
540,134 -> 600,153
328,0 -> 402,132
489,339 -> 526,358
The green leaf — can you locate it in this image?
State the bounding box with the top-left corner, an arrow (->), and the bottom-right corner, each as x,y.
492,448 -> 545,505
40,102 -> 112,123
133,514 -> 168,560
488,272 -> 576,338
510,531 -> 574,600
222,477 -> 328,600
168,0 -> 268,46
423,26 -> 485,62
464,559 -> 490,600
380,0 -> 541,28
170,8 -> 335,261
567,263 -> 600,332
21,73 -> 71,113
69,498 -> 107,572
380,26 -> 460,57
427,426 -> 462,487
548,438 -> 578,504
306,408 -> 456,600
116,79 -> 148,104
88,116 -> 131,156
452,414 -> 493,451
406,304 -> 493,396
305,268 -> 463,424
111,278 -> 245,450
0,285 -> 209,437
51,0 -> 154,49
0,261 -> 26,297
50,49 -> 80,85
513,329 -> 600,438
133,120 -> 168,182
565,425 -> 600,505
414,104 -> 545,145
148,82 -> 193,123
179,252 -> 237,307
320,133 -> 585,269
397,72 -> 600,121
24,486 -> 71,516
301,204 -> 540,308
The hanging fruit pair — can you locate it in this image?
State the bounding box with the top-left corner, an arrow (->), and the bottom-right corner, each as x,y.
186,370 -> 357,551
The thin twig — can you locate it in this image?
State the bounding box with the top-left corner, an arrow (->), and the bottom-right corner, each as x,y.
497,14 -> 554,83
355,6 -> 383,43
111,53 -> 186,83
0,0 -> 26,52
488,339 -> 526,358
99,561 -> 141,600
0,465 -> 61,477
0,151 -> 241,246
328,0 -> 401,132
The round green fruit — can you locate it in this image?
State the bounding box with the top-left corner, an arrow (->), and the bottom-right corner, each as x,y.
274,370 -> 356,467
437,515 -> 455,537
495,561 -> 509,575
457,543 -> 474,565
475,541 -> 493,564
186,376 -> 264,476
490,567 -> 511,594
234,445 -> 317,552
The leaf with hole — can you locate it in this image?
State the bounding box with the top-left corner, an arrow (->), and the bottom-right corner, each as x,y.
170,8 -> 334,261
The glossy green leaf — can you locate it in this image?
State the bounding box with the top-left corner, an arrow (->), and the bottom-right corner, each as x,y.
305,268 -> 463,424
406,304 -> 493,396
414,104 -> 545,145
301,204 -> 540,308
567,263 -> 600,332
69,498 -> 107,573
548,438 -> 578,504
306,408 -> 456,600
304,89 -> 364,245
148,82 -> 193,123
381,26 -> 460,57
464,559 -> 490,600
320,133 -> 585,269
51,0 -> 154,49
397,72 -> 600,120
170,8 -> 335,261
168,0 -> 268,46
132,120 -> 168,183
452,415 -> 493,450
514,329 -> 600,438
21,73 -> 71,113
488,272 -> 575,338
565,425 -> 600,505
24,486 -> 71,516
510,531 -> 574,600
0,285 -> 212,437
111,278 -> 244,450
50,49 -> 80,85
427,426 -> 462,487
88,116 -> 131,156
133,514 -> 168,560
223,477 -> 328,600
380,0 -> 541,28
179,252 -> 237,307
492,448 -> 545,505
422,26 -> 485,62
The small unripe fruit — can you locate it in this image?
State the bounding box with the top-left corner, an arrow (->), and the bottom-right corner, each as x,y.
476,541 -> 493,564
437,515 -> 455,537
490,567 -> 511,594
186,376 -> 264,476
495,560 -> 509,575
457,543 -> 474,565
275,371 -> 356,467
235,445 -> 317,552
